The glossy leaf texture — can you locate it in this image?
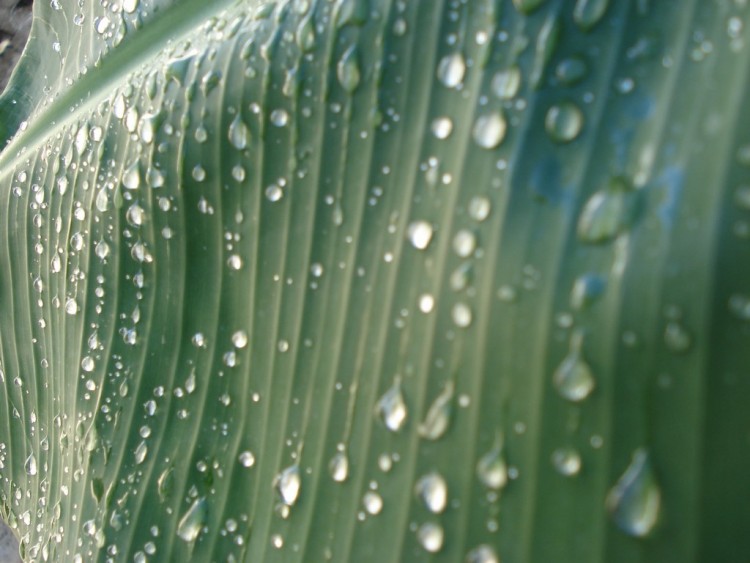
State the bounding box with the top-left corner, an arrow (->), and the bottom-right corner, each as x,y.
0,0 -> 749,561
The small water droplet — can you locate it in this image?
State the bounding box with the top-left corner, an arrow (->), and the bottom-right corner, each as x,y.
573,0 -> 610,32
477,434 -> 507,490
363,491 -> 383,515
25,454 -> 37,476
453,229 -> 477,257
232,330 -> 248,348
176,497 -> 207,542
407,220 -> 434,250
274,464 -> 302,506
473,111 -> 507,149
466,545 -> 499,563
329,451 -> 349,482
551,447 -> 582,477
415,472 -> 448,514
431,116 -> 453,139
437,52 -> 466,88
418,381 -> 454,440
81,356 -> 95,372
375,378 -> 407,432
577,177 -> 635,244
555,56 -> 589,86
134,440 -> 148,464
238,450 -> 255,468
545,102 -> 584,142
266,184 -> 284,202
270,109 -> 289,127
228,113 -> 250,150
663,321 -> 692,353
126,203 -> 146,227
606,449 -> 661,538
417,522 -> 444,553
553,330 -> 595,402
418,293 -> 435,314
468,196 -> 491,222
451,302 -> 473,328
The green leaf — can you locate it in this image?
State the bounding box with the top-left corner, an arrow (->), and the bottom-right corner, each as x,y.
1,0 -> 750,561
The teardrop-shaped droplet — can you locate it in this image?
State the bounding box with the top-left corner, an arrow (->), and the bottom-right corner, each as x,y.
122,160 -> 141,190
577,177 -> 634,244
296,13 -> 315,52
157,466 -> 174,502
337,45 -> 360,93
415,472 -> 448,514
573,0 -> 610,32
25,454 -> 37,476
329,451 -> 349,483
176,497 -> 208,542
553,330 -> 595,402
274,463 -> 302,506
606,449 -> 661,538
417,522 -> 444,553
407,220 -> 434,250
134,440 -> 148,465
437,52 -> 466,88
418,381 -> 454,440
472,111 -> 507,149
545,101 -> 584,142
476,434 -> 507,490
228,113 -> 250,150
375,378 -> 407,432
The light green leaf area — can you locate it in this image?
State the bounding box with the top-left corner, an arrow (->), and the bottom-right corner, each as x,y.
0,0 -> 749,561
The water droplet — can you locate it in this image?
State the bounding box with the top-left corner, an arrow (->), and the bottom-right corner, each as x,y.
232,330 -> 248,348
418,381 -> 454,440
573,0 -> 610,32
126,203 -> 146,227
417,522 -> 444,553
122,160 -> 141,189
274,464 -> 302,506
606,449 -> 661,537
551,447 -> 582,477
228,113 -> 250,150
51,252 -> 62,273
570,273 -> 607,310
407,220 -> 434,250
453,229 -> 477,257
431,116 -> 453,139
555,56 -> 589,86
122,0 -> 139,13
473,111 -> 507,149
192,165 -> 206,182
468,196 -> 491,222
477,434 -> 507,490
227,254 -> 243,270
65,299 -> 79,315
577,177 -> 634,244
81,356 -> 95,372
491,66 -> 521,100
418,293 -> 435,314
729,294 -> 750,320
363,491 -> 383,515
238,450 -> 255,468
95,241 -> 110,260
25,454 -> 37,476
134,440 -> 148,464
437,53 -> 466,88
545,102 -> 584,142
466,544 -> 499,563
553,330 -> 595,402
337,45 -> 360,93
664,321 -> 692,353
296,13 -> 315,51
451,302 -> 473,328
270,109 -> 289,127
530,13 -> 560,89
329,451 -> 349,482
375,378 -> 407,432
176,497 -> 207,542
513,0 -> 546,13
266,184 -> 284,202
415,472 -> 448,514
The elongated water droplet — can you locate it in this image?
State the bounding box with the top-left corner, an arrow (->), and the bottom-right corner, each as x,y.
329,451 -> 349,482
296,13 -> 315,51
375,378 -> 407,432
553,330 -> 595,402
177,497 -> 208,542
417,522 -> 444,553
25,454 -> 37,476
577,177 -> 635,244
551,447 -> 582,477
134,440 -> 148,464
274,464 -> 302,506
513,0 -> 546,13
545,101 -> 584,142
337,45 -> 360,93
477,433 -> 507,490
573,0 -> 610,31
530,13 -> 560,89
418,381 -> 454,440
606,449 -> 661,537
415,472 -> 448,514
122,160 -> 141,190
407,220 -> 434,250
473,111 -> 507,149
158,466 -> 174,502
437,52 -> 466,88
228,113 -> 250,150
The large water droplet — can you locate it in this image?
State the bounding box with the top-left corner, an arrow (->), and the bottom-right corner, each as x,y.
418,381 -> 454,440
545,102 -> 584,142
122,160 -> 141,190
431,116 -> 454,140
553,330 -> 595,402
329,451 -> 349,482
375,378 -> 407,432
473,111 -> 507,149
415,472 -> 448,514
363,491 -> 383,515
417,522 -> 444,553
337,45 -> 360,93
577,177 -> 635,244
491,66 -> 521,100
407,220 -> 434,250
176,497 -> 207,542
228,113 -> 250,150
437,53 -> 466,88
606,449 -> 661,538
274,464 -> 302,506
238,450 -> 255,468
476,434 -> 507,490
573,0 -> 610,32
25,454 -> 37,476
